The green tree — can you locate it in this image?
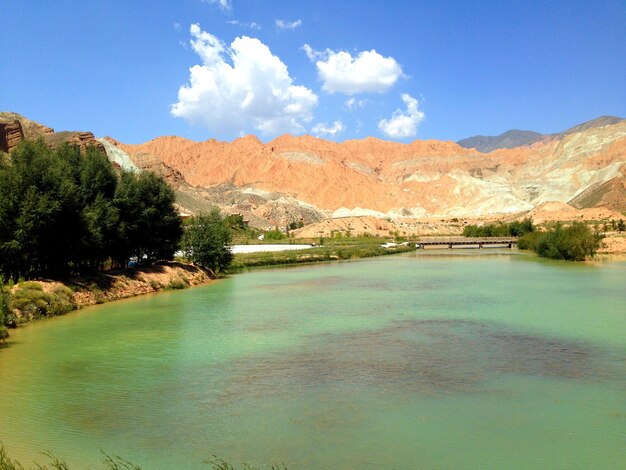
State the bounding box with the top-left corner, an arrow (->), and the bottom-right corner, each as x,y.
519,222 -> 602,261
180,208 -> 233,274
114,172 -> 182,265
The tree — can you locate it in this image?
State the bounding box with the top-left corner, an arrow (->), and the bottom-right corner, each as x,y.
180,208 -> 233,274
0,140 -> 183,279
114,172 -> 182,265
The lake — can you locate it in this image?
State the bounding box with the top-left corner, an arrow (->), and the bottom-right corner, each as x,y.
1,251 -> 625,469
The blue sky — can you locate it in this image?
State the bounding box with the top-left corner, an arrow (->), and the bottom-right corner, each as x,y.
2,0 -> 625,143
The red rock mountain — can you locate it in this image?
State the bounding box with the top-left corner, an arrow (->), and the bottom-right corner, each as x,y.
119,119 -> 626,222
3,111 -> 624,228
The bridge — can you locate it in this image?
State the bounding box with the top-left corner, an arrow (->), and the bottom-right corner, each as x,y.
415,237 -> 518,249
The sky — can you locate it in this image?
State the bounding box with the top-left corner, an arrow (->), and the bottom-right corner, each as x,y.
2,0 -> 625,144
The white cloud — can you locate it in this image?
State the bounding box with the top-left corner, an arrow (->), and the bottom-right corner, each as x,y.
312,120 -> 345,137
202,0 -> 231,11
302,44 -> 322,61
227,19 -> 261,30
171,24 -> 318,136
303,44 -> 403,95
173,22 -> 181,31
378,94 -> 424,139
276,19 -> 302,30
345,97 -> 367,110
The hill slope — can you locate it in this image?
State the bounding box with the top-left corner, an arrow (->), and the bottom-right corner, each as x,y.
119,118 -> 626,221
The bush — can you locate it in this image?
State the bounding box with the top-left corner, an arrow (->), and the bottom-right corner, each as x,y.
10,282 -> 50,320
518,222 -> 602,261
48,285 -> 76,316
10,281 -> 76,320
264,228 -> 284,240
166,277 -> 189,290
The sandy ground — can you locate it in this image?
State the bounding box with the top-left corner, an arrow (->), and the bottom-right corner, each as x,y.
36,261 -> 211,308
599,233 -> 626,254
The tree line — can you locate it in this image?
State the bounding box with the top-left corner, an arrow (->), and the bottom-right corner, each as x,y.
0,140 -> 183,280
462,218 -> 534,238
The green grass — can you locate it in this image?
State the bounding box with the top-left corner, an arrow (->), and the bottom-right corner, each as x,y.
0,444 -> 286,469
229,239 -> 415,271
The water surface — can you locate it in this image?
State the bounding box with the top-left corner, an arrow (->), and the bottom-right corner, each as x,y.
1,251 -> 625,469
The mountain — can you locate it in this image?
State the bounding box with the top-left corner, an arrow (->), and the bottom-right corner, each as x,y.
559,116 -> 624,136
117,117 -> 626,224
3,112 -> 625,228
457,130 -> 546,153
457,116 -> 624,153
0,112 -> 104,154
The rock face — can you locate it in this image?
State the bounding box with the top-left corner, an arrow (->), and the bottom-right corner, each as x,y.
0,120 -> 24,153
44,131 -> 105,154
0,112 -> 104,155
119,118 -> 626,220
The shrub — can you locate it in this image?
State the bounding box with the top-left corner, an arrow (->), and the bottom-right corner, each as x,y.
47,285 -> 76,316
518,222 -> 602,261
166,278 -> 187,290
264,228 -> 284,240
10,282 -> 51,320
10,282 -> 76,320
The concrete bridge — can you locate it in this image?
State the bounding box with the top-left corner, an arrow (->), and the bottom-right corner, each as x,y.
416,237 -> 518,249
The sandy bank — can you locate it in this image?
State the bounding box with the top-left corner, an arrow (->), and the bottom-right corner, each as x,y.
34,261 -> 211,309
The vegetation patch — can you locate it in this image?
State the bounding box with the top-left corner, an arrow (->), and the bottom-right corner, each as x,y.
517,222 -> 602,261
463,218 -> 534,237
230,241 -> 414,271
0,140 -> 182,281
10,282 -> 76,322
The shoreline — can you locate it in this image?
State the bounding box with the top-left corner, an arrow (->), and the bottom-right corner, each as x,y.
1,261 -> 212,344
3,237 -> 624,346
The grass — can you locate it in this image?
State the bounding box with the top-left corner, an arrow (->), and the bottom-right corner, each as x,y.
0,444 -> 286,470
229,237 -> 415,271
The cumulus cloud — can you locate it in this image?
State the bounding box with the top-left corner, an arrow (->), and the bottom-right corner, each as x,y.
311,120 -> 345,137
303,44 -> 403,95
171,24 -> 318,136
276,19 -> 302,30
202,0 -> 231,11
378,94 -> 424,139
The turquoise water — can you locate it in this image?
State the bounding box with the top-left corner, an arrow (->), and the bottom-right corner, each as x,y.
1,251 -> 625,469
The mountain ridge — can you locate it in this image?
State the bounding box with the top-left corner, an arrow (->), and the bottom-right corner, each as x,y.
457,115 -> 624,153
2,112 -> 625,228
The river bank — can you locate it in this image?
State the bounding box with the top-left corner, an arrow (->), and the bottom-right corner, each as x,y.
1,243 -> 416,342
1,262 -> 211,341
229,242 -> 416,270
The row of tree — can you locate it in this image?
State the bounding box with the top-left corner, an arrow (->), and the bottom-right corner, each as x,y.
0,140 -> 183,280
463,218 -> 534,238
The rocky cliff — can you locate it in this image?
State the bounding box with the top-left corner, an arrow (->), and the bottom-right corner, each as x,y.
0,112 -> 104,154
119,118 -> 626,221
4,111 -> 624,229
